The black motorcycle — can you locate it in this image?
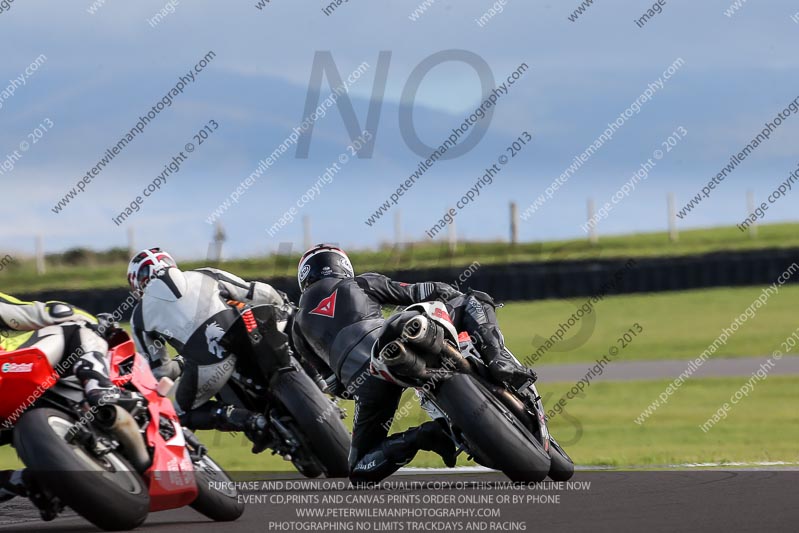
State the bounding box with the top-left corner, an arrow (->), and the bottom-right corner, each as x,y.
209,303 -> 351,478
371,302 -> 574,482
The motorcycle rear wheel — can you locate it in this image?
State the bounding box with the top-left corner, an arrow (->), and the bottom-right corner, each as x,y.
547,437 -> 575,481
13,408 -> 150,531
271,369 -> 351,478
435,374 -> 551,482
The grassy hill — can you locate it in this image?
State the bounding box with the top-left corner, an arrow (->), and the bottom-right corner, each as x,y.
1,222 -> 797,293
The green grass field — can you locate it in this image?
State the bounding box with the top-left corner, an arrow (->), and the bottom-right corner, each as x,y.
2,223 -> 798,293
499,284 -> 799,364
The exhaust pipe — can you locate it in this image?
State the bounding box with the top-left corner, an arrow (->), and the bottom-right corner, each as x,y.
402,315 -> 444,352
441,342 -> 474,374
380,340 -> 427,378
95,405 -> 151,472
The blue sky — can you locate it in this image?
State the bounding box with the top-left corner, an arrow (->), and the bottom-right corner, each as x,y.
1,0 -> 798,260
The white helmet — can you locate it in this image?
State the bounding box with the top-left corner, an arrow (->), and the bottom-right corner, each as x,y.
127,248 -> 177,294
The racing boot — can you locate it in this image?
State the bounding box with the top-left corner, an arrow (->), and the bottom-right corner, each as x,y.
84,387 -> 145,412
474,324 -> 537,387
384,421 -> 457,468
460,293 -> 537,387
74,352 -> 143,412
351,421 -> 457,485
213,405 -> 271,454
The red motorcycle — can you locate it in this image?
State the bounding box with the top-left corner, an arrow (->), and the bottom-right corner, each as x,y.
0,327 -> 243,531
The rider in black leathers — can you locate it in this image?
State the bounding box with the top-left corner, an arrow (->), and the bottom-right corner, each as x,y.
292,244 -> 536,483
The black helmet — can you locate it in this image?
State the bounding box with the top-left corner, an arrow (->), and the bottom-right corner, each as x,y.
297,244 -> 354,292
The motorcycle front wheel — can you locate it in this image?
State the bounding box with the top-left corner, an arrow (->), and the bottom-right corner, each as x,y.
13,407 -> 150,531
190,452 -> 245,522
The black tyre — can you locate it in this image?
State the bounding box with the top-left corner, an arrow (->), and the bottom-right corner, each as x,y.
547,437 -> 575,481
291,453 -> 323,479
190,454 -> 245,522
435,374 -> 551,482
13,408 -> 150,531
271,369 -> 351,478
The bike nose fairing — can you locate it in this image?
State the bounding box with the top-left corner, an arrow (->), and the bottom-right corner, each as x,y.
0,348 -> 58,422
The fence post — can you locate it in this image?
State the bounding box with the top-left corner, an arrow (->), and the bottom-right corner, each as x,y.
211,222 -> 226,263
667,193 -> 679,242
510,202 -> 518,245
746,190 -> 758,238
587,198 -> 598,245
35,235 -> 46,275
127,227 -> 135,258
448,209 -> 457,254
394,210 -> 402,249
303,216 -> 312,250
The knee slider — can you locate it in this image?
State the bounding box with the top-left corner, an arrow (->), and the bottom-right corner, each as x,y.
47,302 -> 75,320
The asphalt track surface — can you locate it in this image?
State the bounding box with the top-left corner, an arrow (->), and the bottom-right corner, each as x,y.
2,469 -> 797,532
536,355 -> 799,382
